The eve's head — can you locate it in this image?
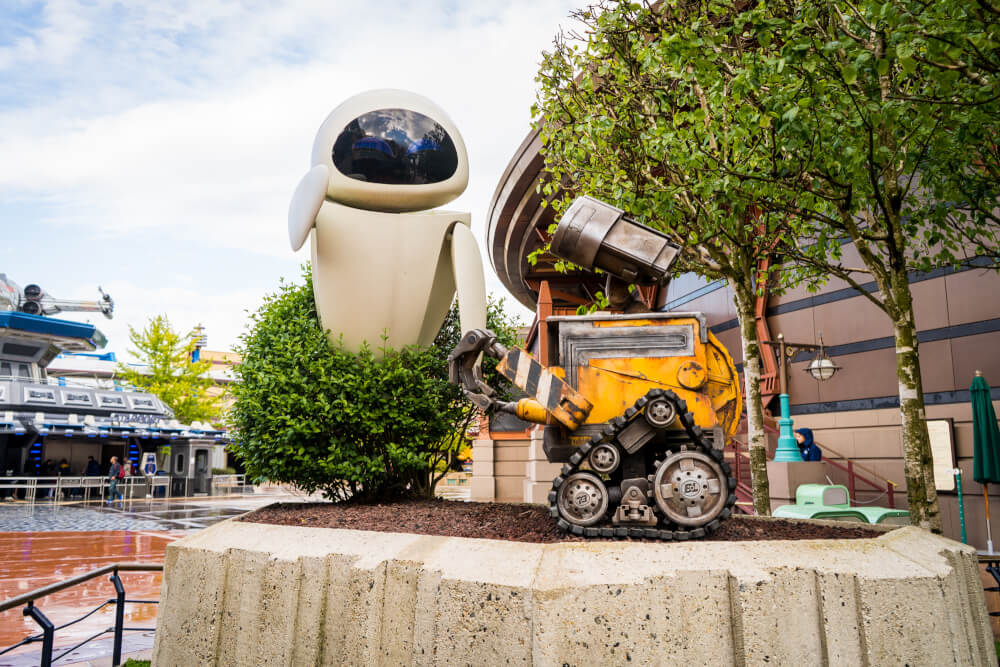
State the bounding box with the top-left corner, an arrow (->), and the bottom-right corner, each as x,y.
310,89 -> 468,212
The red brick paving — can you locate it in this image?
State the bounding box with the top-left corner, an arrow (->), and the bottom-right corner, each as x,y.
0,531 -> 178,651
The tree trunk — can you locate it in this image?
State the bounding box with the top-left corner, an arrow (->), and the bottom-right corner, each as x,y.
889,269 -> 943,532
731,277 -> 772,516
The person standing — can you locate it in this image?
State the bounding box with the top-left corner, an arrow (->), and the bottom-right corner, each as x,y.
107,456 -> 123,504
794,428 -> 823,462
85,456 -> 101,477
58,458 -> 71,500
42,458 -> 57,498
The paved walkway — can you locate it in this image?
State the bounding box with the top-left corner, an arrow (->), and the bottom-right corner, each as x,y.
0,493 -> 304,664
0,531 -> 171,661
0,494 -> 294,532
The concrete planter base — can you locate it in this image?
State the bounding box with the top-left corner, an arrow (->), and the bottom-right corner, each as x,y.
152,518 -> 992,666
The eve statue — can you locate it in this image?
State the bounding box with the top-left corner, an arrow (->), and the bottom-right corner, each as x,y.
287,89 -> 486,353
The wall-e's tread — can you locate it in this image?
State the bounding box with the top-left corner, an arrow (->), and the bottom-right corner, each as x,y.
547,389 -> 736,541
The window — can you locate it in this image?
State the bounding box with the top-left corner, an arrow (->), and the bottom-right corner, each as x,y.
175,453 -> 185,474
2,342 -> 39,358
0,362 -> 10,378
16,364 -> 31,380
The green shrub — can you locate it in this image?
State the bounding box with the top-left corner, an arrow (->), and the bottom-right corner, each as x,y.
228,266 -> 518,502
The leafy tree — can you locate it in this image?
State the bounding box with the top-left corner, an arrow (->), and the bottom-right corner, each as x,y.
688,0 -> 1000,531
228,265 -> 520,501
117,315 -> 220,424
535,0 -> 1000,529
535,2 -> 827,515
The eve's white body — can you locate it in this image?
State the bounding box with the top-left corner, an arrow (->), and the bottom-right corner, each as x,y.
309,200 -> 485,351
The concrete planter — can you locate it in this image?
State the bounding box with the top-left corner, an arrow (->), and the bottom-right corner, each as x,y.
152,517 -> 993,666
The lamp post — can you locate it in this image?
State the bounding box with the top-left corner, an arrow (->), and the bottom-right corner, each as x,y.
762,333 -> 841,462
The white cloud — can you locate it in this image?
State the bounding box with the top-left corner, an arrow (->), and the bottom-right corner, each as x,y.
1,0 -> 572,353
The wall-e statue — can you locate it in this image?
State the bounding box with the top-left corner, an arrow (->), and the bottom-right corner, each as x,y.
287,89 -> 486,352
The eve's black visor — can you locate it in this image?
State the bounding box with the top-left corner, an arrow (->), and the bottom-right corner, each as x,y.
332,108 -> 458,185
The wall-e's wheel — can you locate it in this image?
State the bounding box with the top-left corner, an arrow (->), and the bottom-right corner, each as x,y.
557,472 -> 609,527
644,396 -> 677,428
588,443 -> 621,474
653,450 -> 727,527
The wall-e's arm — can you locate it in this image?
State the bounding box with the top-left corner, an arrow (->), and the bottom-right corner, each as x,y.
448,329 -> 592,430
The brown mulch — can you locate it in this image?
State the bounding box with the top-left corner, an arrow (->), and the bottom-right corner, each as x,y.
238,499 -> 885,544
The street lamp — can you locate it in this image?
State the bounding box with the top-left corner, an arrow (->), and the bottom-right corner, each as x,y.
805,335 -> 840,381
762,333 -> 840,462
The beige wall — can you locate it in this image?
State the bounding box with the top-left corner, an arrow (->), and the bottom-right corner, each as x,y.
796,399 -> 1000,549
493,436 -> 530,502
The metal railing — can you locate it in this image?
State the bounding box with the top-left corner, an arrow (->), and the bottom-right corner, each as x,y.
727,419 -> 899,512
0,475 -> 172,502
0,374 -> 120,390
210,473 -> 249,496
0,562 -> 163,667
818,442 -> 897,508
728,445 -> 756,514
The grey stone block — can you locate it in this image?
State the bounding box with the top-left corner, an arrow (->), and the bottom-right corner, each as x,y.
151,519 -> 994,666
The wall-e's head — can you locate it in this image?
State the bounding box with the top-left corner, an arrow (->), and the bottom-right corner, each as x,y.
289,89 -> 469,251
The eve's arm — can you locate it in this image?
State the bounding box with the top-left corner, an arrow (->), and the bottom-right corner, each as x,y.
287,165 -> 329,251
450,222 -> 487,334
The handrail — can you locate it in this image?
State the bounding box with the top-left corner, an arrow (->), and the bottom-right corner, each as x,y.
0,562 -> 163,667
0,375 -> 123,390
0,562 -> 162,613
739,418 -> 898,489
818,442 -> 898,488
728,429 -> 897,509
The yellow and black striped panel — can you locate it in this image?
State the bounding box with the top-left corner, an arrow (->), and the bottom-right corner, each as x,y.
497,348 -> 592,430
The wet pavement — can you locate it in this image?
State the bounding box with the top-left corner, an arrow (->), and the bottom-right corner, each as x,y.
0,496 -> 283,532
0,494 -> 302,662
0,531 -> 172,661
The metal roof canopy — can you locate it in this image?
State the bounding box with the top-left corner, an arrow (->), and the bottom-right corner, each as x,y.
0,312 -> 106,355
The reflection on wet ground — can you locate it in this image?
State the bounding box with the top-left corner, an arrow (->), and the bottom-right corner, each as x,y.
0,495 -> 301,662
0,496 -> 282,531
0,531 -> 173,658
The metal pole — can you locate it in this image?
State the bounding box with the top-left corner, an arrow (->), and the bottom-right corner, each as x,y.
955,469 -> 967,544
847,461 -> 856,505
110,570 -> 125,666
985,483 -> 994,554
774,334 -> 804,462
779,335 -> 787,397
23,602 -> 54,667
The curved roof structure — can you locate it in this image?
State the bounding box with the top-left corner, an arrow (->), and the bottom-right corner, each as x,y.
485,129 -> 608,311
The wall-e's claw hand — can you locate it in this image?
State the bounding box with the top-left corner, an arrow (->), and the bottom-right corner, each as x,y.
448,329 -> 592,430
448,329 -> 507,409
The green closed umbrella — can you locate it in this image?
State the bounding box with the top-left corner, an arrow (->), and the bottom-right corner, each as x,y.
972,371 -> 1000,553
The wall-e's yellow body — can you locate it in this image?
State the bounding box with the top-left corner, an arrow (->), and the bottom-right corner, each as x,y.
504,312 -> 741,444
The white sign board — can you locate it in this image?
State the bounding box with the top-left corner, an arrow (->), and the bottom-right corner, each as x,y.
927,419 -> 956,491
141,452 -> 158,476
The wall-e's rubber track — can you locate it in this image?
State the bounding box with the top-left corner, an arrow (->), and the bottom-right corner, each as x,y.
547,389 -> 737,541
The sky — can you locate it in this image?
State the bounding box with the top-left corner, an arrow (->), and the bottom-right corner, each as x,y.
0,0 -> 579,361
